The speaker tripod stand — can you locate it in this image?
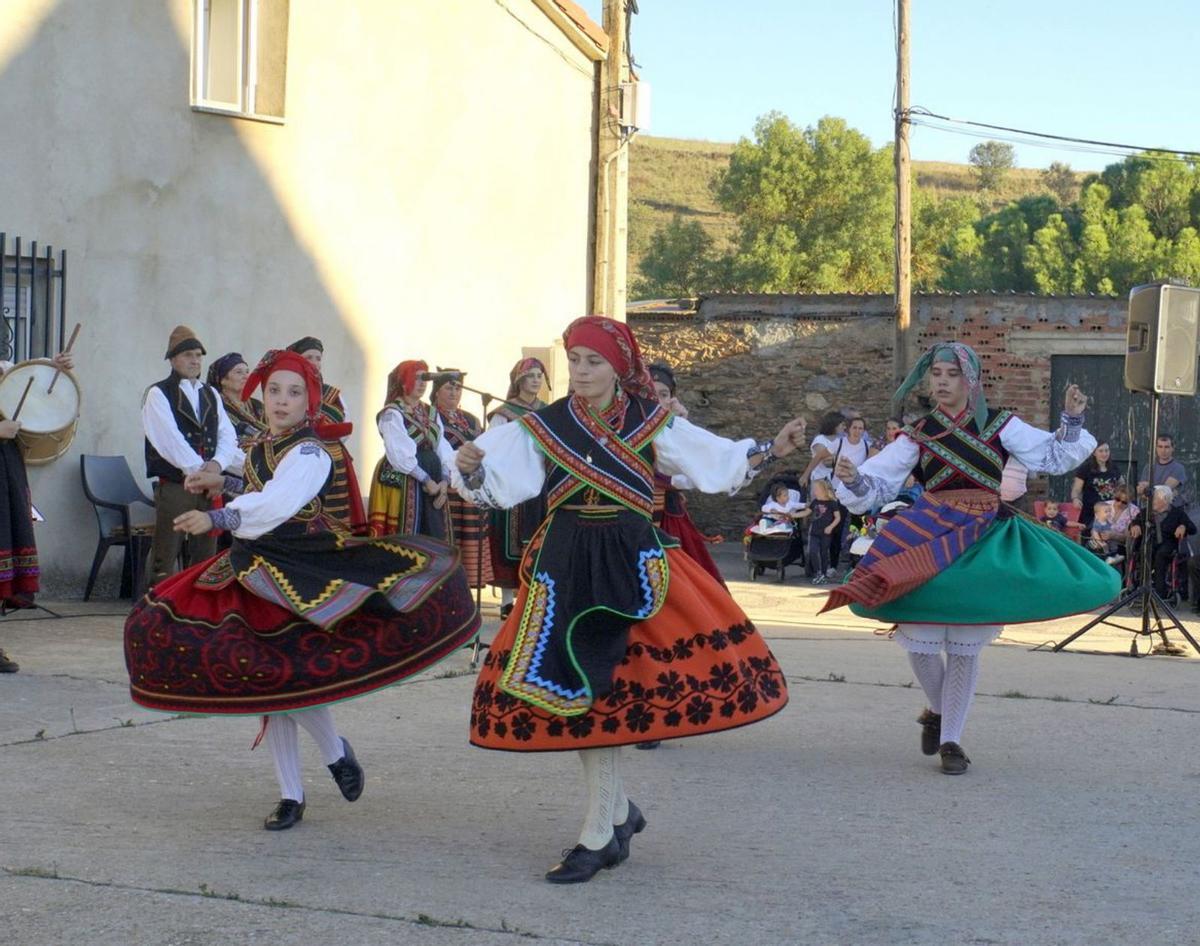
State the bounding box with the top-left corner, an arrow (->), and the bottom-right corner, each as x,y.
1054,391 -> 1200,657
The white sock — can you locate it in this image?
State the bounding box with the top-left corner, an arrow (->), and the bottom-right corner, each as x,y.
611,747 -> 629,826
907,651 -> 945,714
264,715 -> 304,802
577,748 -> 617,850
292,706 -> 344,766
501,588 -> 515,609
940,652 -> 982,745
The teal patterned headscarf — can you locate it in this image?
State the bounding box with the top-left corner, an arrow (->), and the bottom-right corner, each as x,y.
893,341 -> 988,431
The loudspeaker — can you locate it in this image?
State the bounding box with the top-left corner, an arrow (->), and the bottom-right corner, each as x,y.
1125,282 -> 1200,395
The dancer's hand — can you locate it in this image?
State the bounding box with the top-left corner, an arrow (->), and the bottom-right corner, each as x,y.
174,510 -> 214,535
184,470 -> 224,494
771,417 -> 808,456
456,443 -> 484,474
51,351 -> 74,371
1064,384 -> 1088,416
665,396 -> 689,419
432,482 -> 449,509
422,478 -> 440,496
834,456 -> 859,484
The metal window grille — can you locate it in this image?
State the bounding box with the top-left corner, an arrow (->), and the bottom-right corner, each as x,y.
0,233 -> 67,362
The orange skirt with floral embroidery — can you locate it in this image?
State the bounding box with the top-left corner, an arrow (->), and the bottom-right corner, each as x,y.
469,547 -> 789,751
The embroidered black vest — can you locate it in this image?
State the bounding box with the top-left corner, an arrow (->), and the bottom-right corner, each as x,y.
518,394 -> 672,520
905,407 -> 1013,494
438,408 -> 482,450
145,373 -> 220,482
243,427 -> 334,538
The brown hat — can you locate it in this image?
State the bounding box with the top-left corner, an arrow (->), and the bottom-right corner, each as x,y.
165,325 -> 206,359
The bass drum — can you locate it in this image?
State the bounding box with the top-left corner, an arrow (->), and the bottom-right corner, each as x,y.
0,359 -> 81,465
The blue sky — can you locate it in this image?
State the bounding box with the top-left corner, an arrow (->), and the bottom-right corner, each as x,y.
577,1 -> 1200,171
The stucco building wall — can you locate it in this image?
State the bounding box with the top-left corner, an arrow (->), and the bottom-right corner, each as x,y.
0,0 -> 601,592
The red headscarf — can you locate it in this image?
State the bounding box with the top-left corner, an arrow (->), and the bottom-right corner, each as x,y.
242,350 -> 322,417
506,357 -> 548,400
242,350 -> 350,439
563,315 -> 654,399
386,360 -> 428,403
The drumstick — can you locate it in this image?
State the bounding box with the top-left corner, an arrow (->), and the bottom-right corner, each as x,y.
46,322 -> 82,395
11,377 -> 34,422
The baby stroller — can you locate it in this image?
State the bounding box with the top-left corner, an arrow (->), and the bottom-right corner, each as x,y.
744,474 -> 807,582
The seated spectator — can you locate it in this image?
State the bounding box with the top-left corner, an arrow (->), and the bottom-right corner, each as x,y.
1129,485 -> 1195,598
1039,500 -> 1068,533
1085,501 -> 1122,565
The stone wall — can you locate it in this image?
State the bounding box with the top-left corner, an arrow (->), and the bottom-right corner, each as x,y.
630,292 -> 1127,535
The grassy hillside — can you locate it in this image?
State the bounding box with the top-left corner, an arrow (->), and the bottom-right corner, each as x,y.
629,135 -> 1085,274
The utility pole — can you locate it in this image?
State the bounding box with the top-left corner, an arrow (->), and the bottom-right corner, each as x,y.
591,0 -> 629,319
893,0 -> 912,384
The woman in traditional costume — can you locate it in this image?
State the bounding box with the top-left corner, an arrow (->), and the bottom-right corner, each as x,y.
207,352 -> 266,455
286,337 -> 367,534
822,342 -> 1119,775
367,360 -> 454,539
124,350 -> 479,830
487,357 -> 549,618
452,316 -> 804,883
647,361 -> 725,587
431,370 -> 492,587
0,350 -> 73,672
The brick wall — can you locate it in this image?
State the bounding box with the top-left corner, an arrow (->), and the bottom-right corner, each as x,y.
630,293 -> 1126,535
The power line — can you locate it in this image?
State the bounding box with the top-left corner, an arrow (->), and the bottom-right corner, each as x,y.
908,107 -> 1200,160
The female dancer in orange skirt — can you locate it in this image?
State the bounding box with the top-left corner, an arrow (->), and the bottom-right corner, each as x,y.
452,315 -> 805,883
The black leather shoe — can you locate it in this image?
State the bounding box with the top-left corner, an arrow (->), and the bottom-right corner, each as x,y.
499,602 -> 515,620
939,741 -> 971,775
614,800 -> 647,863
0,648 -> 18,673
328,738 -> 364,802
634,740 -> 661,750
544,836 -> 621,884
264,798 -> 305,830
917,709 -> 941,756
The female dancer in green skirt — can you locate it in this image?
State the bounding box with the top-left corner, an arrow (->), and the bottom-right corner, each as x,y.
822,342 -> 1119,774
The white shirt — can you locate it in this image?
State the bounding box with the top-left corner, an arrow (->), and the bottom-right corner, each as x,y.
378,406 -> 455,484
839,435 -> 869,467
762,496 -> 805,516
142,378 -> 239,476
225,443 -> 333,540
451,416 -> 757,509
809,433 -> 842,481
835,416 -> 1098,514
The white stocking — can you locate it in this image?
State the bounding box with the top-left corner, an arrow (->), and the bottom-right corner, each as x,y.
577,748 -> 617,850
610,747 -> 629,826
940,652 -> 982,745
907,651 -> 945,713
263,715 -> 304,802
292,706 -> 344,766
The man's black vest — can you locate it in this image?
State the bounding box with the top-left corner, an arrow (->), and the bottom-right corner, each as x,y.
145,373 -> 220,482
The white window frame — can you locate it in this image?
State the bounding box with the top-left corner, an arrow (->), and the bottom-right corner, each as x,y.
191,0 -> 285,124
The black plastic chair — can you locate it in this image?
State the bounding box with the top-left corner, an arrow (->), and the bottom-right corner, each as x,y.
80,455 -> 156,600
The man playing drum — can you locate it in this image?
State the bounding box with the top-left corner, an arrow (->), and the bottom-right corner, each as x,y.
0,350 -> 75,673
142,326 -> 238,587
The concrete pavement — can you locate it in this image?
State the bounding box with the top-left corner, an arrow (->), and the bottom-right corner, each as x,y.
2,554 -> 1199,945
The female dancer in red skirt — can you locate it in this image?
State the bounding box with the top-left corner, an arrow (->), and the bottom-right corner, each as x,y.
452,316 -> 805,883
125,350 -> 478,830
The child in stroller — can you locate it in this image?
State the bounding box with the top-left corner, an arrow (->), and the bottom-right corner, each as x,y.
744,476 -> 808,582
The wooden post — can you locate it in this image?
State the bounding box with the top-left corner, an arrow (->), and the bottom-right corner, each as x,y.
591,0 -> 629,319
893,0 -> 912,385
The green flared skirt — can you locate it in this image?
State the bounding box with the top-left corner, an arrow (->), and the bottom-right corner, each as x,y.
849,514 -> 1121,625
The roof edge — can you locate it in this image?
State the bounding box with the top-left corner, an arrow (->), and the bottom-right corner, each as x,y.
529,0 -> 609,62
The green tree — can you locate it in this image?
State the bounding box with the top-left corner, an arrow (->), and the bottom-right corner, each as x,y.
1041,161 -> 1078,205
968,140 -> 1015,191
911,191 -> 979,290
938,224 -> 989,291
1024,214 -> 1081,294
1131,153 -> 1197,239
713,113 -> 894,292
633,213 -> 715,298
